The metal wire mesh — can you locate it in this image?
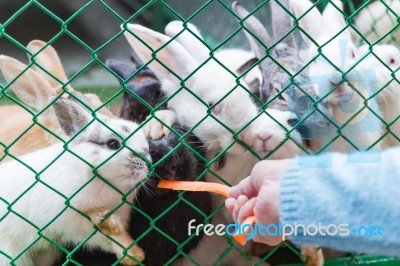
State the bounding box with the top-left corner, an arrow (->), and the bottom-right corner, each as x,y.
0,0 -> 400,265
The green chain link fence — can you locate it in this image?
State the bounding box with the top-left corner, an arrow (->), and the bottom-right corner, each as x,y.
0,0 -> 400,265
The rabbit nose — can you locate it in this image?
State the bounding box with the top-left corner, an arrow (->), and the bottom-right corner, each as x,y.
256,132 -> 272,142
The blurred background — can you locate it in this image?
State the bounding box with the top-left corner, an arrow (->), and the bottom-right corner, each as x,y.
0,0 -> 368,88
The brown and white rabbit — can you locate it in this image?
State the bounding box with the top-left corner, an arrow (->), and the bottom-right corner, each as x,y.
0,40 -> 111,158
0,97 -> 150,265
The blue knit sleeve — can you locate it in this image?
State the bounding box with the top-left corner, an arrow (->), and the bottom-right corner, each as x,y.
279,147 -> 400,256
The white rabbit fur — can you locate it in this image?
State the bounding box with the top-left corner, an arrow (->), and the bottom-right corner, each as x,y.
291,0 -> 383,153
214,48 -> 263,90
156,21 -> 302,266
123,22 -> 302,161
356,44 -> 400,147
0,98 -> 150,265
212,49 -> 304,158
298,1 -> 400,149
0,40 -> 112,158
355,0 -> 400,44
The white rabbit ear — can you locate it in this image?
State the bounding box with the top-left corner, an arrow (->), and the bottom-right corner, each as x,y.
53,98 -> 92,136
290,0 -> 326,44
0,55 -> 56,111
123,24 -> 197,83
232,2 -> 272,59
27,40 -> 72,94
322,0 -> 351,39
164,21 -> 210,62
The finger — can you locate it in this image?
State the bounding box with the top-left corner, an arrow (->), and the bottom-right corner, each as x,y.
232,195 -> 248,222
252,234 -> 282,246
229,177 -> 258,198
237,197 -> 257,224
230,161 -> 273,198
225,198 -> 236,213
254,181 -> 280,226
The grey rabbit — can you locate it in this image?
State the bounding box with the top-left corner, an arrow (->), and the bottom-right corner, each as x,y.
232,0 -> 330,144
232,1 -> 327,265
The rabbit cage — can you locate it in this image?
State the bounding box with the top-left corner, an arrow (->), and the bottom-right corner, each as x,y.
0,0 -> 400,265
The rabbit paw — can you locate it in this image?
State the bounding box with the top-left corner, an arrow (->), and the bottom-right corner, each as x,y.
112,233 -> 145,265
142,110 -> 177,139
120,245 -> 145,265
90,209 -> 123,236
301,245 -> 324,266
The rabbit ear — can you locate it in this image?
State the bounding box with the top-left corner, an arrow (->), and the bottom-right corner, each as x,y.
271,0 -> 296,48
123,24 -> 197,83
106,59 -> 136,81
236,57 -> 261,95
232,1 -> 272,60
236,57 -> 258,75
130,50 -> 145,68
26,40 -> 72,94
164,21 -> 210,62
0,55 -> 56,111
322,0 -> 351,39
53,98 -> 92,136
290,0 -> 326,44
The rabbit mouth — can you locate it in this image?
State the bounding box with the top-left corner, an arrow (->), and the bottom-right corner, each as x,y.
253,140 -> 273,154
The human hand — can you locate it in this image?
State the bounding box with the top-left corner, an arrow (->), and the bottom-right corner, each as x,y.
225,159 -> 293,245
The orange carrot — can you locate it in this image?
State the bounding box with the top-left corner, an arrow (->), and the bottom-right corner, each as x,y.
157,180 -> 257,246
233,216 -> 257,246
158,180 -> 230,198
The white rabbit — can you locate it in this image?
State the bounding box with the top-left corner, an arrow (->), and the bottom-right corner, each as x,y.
356,44 -> 400,147
290,0 -> 383,153
0,97 -> 150,265
310,1 -> 400,148
124,23 -> 267,157
228,1 -> 327,265
159,18 -> 306,265
122,21 -> 300,265
214,48 -> 262,93
165,21 -> 264,92
355,0 -> 400,44
0,41 -> 112,158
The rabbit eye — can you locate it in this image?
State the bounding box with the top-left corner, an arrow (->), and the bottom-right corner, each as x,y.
287,118 -> 298,126
275,89 -> 286,101
389,58 -> 396,65
107,139 -> 121,150
208,102 -> 221,115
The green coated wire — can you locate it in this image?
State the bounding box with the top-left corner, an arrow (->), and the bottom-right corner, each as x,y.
0,0 -> 399,265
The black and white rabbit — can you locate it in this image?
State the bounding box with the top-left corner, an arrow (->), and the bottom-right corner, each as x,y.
108,52 -> 176,140
128,123 -> 211,266
107,52 -> 166,124
111,58 -> 211,265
